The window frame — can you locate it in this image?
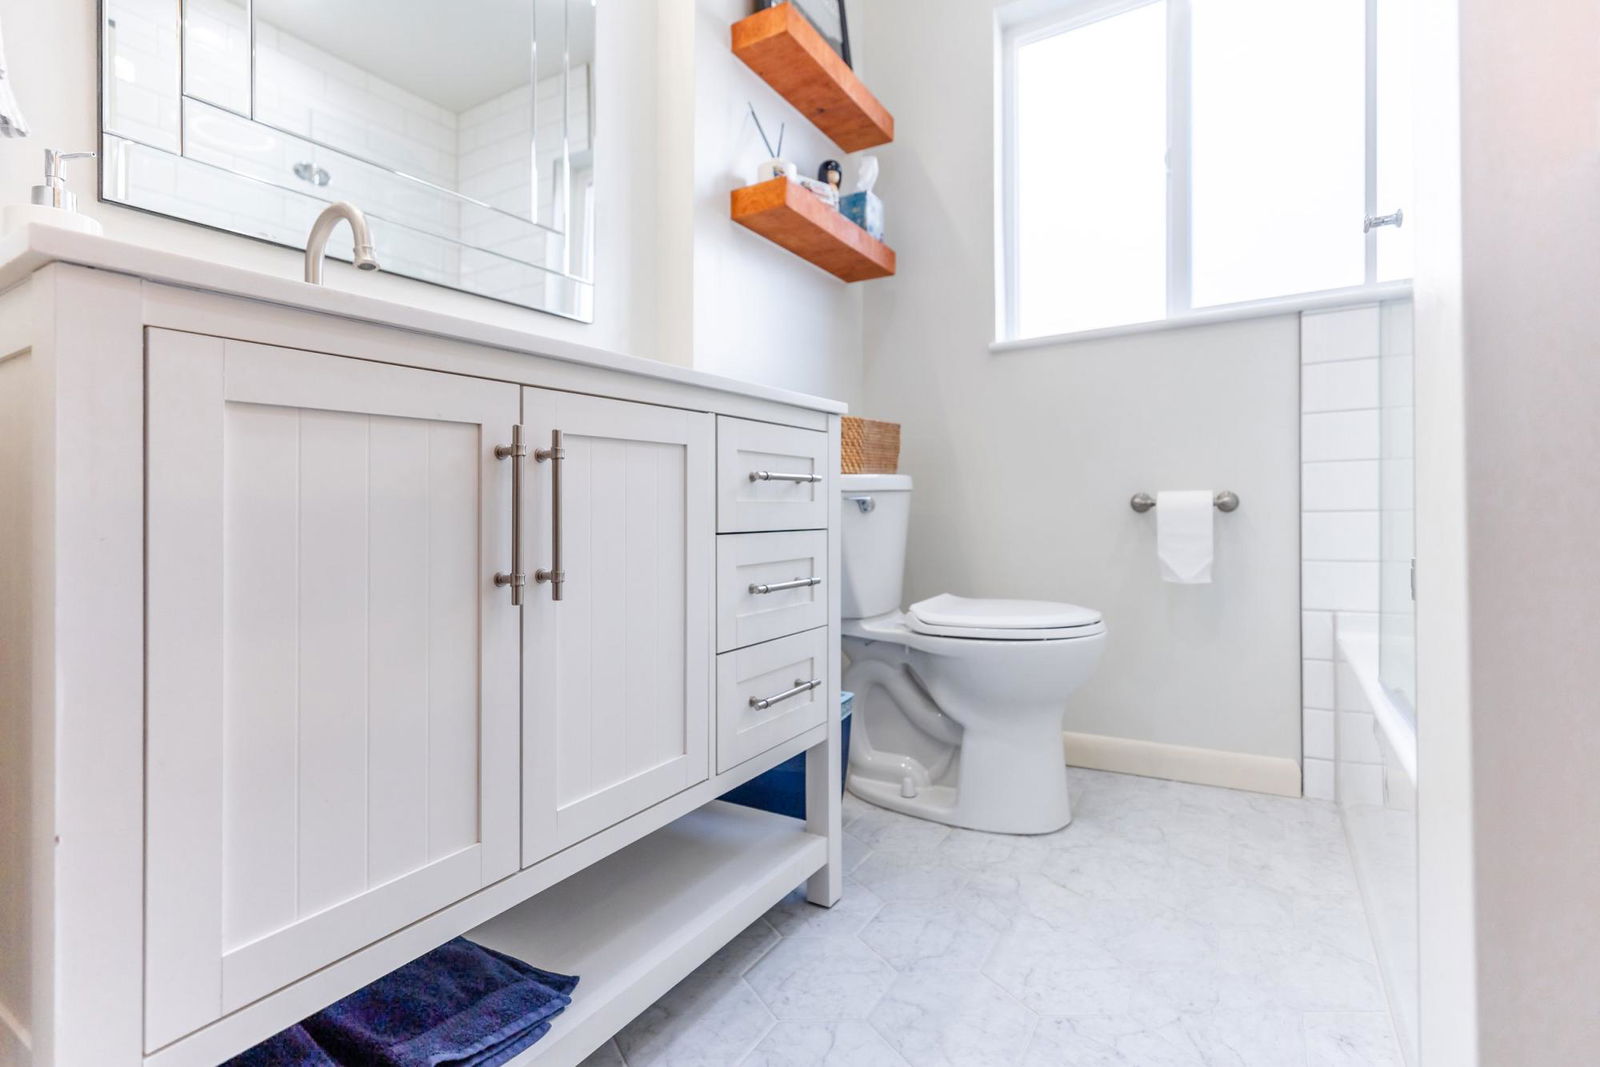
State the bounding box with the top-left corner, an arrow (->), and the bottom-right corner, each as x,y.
997,0 -> 1407,346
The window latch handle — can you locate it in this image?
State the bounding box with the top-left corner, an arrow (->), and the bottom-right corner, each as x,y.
1364,208 -> 1404,233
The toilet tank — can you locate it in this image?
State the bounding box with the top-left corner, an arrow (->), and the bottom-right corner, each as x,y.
839,474 -> 913,619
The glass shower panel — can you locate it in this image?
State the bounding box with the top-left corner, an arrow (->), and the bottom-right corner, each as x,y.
1379,303 -> 1416,711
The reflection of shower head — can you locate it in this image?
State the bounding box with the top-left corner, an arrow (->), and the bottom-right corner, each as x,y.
293,161 -> 332,187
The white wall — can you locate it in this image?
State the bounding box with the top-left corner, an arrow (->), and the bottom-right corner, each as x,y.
686,0 -> 865,406
1411,0 -> 1477,1059
1433,0 -> 1600,1061
854,0 -> 1301,770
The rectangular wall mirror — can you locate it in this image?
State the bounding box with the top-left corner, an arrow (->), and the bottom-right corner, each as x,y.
100,0 -> 596,321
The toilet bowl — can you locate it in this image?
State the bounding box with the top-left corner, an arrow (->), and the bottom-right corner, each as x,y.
840,475 -> 1105,834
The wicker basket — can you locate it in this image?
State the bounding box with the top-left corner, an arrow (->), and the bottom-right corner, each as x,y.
841,416 -> 901,474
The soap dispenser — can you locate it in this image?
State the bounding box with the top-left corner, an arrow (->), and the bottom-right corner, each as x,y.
3,149 -> 104,238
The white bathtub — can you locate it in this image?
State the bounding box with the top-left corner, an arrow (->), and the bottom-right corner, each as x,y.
1335,621 -> 1419,1065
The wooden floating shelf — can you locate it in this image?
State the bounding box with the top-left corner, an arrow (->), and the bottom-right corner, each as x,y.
732,4 -> 894,152
731,177 -> 896,283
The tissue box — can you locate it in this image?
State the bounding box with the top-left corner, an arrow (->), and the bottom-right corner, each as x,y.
840,191 -> 884,240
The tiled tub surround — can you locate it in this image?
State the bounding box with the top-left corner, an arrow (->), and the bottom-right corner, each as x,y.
1300,302 -> 1412,802
578,771 -> 1402,1066
1299,303 -> 1418,1065
1335,626 -> 1419,1065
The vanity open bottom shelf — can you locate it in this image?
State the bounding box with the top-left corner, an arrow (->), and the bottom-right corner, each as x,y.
471,801 -> 827,1066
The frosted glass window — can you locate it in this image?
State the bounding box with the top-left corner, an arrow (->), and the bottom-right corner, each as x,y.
1376,0 -> 1415,282
1190,0 -> 1366,308
1000,0 -> 1412,341
1014,2 -> 1168,337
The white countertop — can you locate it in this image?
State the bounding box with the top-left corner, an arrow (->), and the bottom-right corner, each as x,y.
0,224 -> 847,415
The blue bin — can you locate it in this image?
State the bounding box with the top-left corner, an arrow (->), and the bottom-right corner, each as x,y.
720,692 -> 853,820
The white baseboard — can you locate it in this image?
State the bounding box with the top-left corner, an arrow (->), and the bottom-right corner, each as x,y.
1063,731 -> 1303,798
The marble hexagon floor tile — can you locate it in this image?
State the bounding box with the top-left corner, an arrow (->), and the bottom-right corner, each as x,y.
695,919 -> 781,978
743,936 -> 897,1021
578,1040 -> 627,1066
578,771 -> 1403,1065
1303,1011 -> 1405,1066
848,849 -> 970,903
763,880 -> 883,940
742,1021 -> 909,1067
613,971 -> 775,1067
868,972 -> 1037,1067
856,899 -> 1007,973
1021,1011 -> 1206,1067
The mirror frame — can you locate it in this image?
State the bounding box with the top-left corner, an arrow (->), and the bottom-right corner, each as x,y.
96,0 -> 595,322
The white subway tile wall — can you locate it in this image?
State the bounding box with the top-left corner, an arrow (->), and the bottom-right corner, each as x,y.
1299,304 -> 1404,800
105,0 -> 590,304
1301,409 -> 1381,462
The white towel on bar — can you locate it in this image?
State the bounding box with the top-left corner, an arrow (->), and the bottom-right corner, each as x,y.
0,17 -> 30,139
1157,490 -> 1214,584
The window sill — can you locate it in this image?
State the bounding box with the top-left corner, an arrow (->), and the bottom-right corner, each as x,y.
991,281 -> 1414,353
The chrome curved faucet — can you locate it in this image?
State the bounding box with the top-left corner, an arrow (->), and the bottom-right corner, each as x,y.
303,201 -> 381,284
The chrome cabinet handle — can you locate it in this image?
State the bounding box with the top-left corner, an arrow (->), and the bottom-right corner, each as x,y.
749,576 -> 823,595
749,471 -> 822,483
494,425 -> 528,605
749,677 -> 823,711
534,429 -> 565,601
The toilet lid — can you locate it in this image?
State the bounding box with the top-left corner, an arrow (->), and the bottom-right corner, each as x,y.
907,594 -> 1102,640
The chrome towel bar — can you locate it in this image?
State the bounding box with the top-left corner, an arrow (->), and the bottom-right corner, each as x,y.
1130,491 -> 1239,513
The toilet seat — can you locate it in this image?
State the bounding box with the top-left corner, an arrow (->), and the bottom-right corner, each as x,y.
906,593 -> 1103,641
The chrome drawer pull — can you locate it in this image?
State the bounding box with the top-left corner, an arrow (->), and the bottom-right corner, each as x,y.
749,677 -> 822,711
493,424 -> 528,605
749,576 -> 822,595
749,470 -> 822,483
534,429 -> 566,601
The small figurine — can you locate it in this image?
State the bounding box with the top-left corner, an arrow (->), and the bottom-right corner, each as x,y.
818,160 -> 843,193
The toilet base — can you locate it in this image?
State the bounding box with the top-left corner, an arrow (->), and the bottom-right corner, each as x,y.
846,736 -> 1075,837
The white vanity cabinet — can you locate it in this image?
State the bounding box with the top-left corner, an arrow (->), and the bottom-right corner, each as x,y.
143,334 -> 523,1048
520,389 -> 715,863
0,237 -> 844,1067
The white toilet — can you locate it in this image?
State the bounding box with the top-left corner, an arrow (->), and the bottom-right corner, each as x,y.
840,474 -> 1105,834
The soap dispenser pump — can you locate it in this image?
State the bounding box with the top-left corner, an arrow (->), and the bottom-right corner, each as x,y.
4,149 -> 104,238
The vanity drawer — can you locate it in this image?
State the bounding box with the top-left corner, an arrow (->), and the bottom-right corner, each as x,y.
717,531 -> 828,653
717,627 -> 830,773
717,417 -> 829,532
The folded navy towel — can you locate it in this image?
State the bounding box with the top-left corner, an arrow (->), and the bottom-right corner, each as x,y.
222,1024 -> 336,1067
224,939 -> 577,1067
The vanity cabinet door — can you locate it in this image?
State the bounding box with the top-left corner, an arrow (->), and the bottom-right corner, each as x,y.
521,388 -> 714,865
143,333 -> 521,1048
